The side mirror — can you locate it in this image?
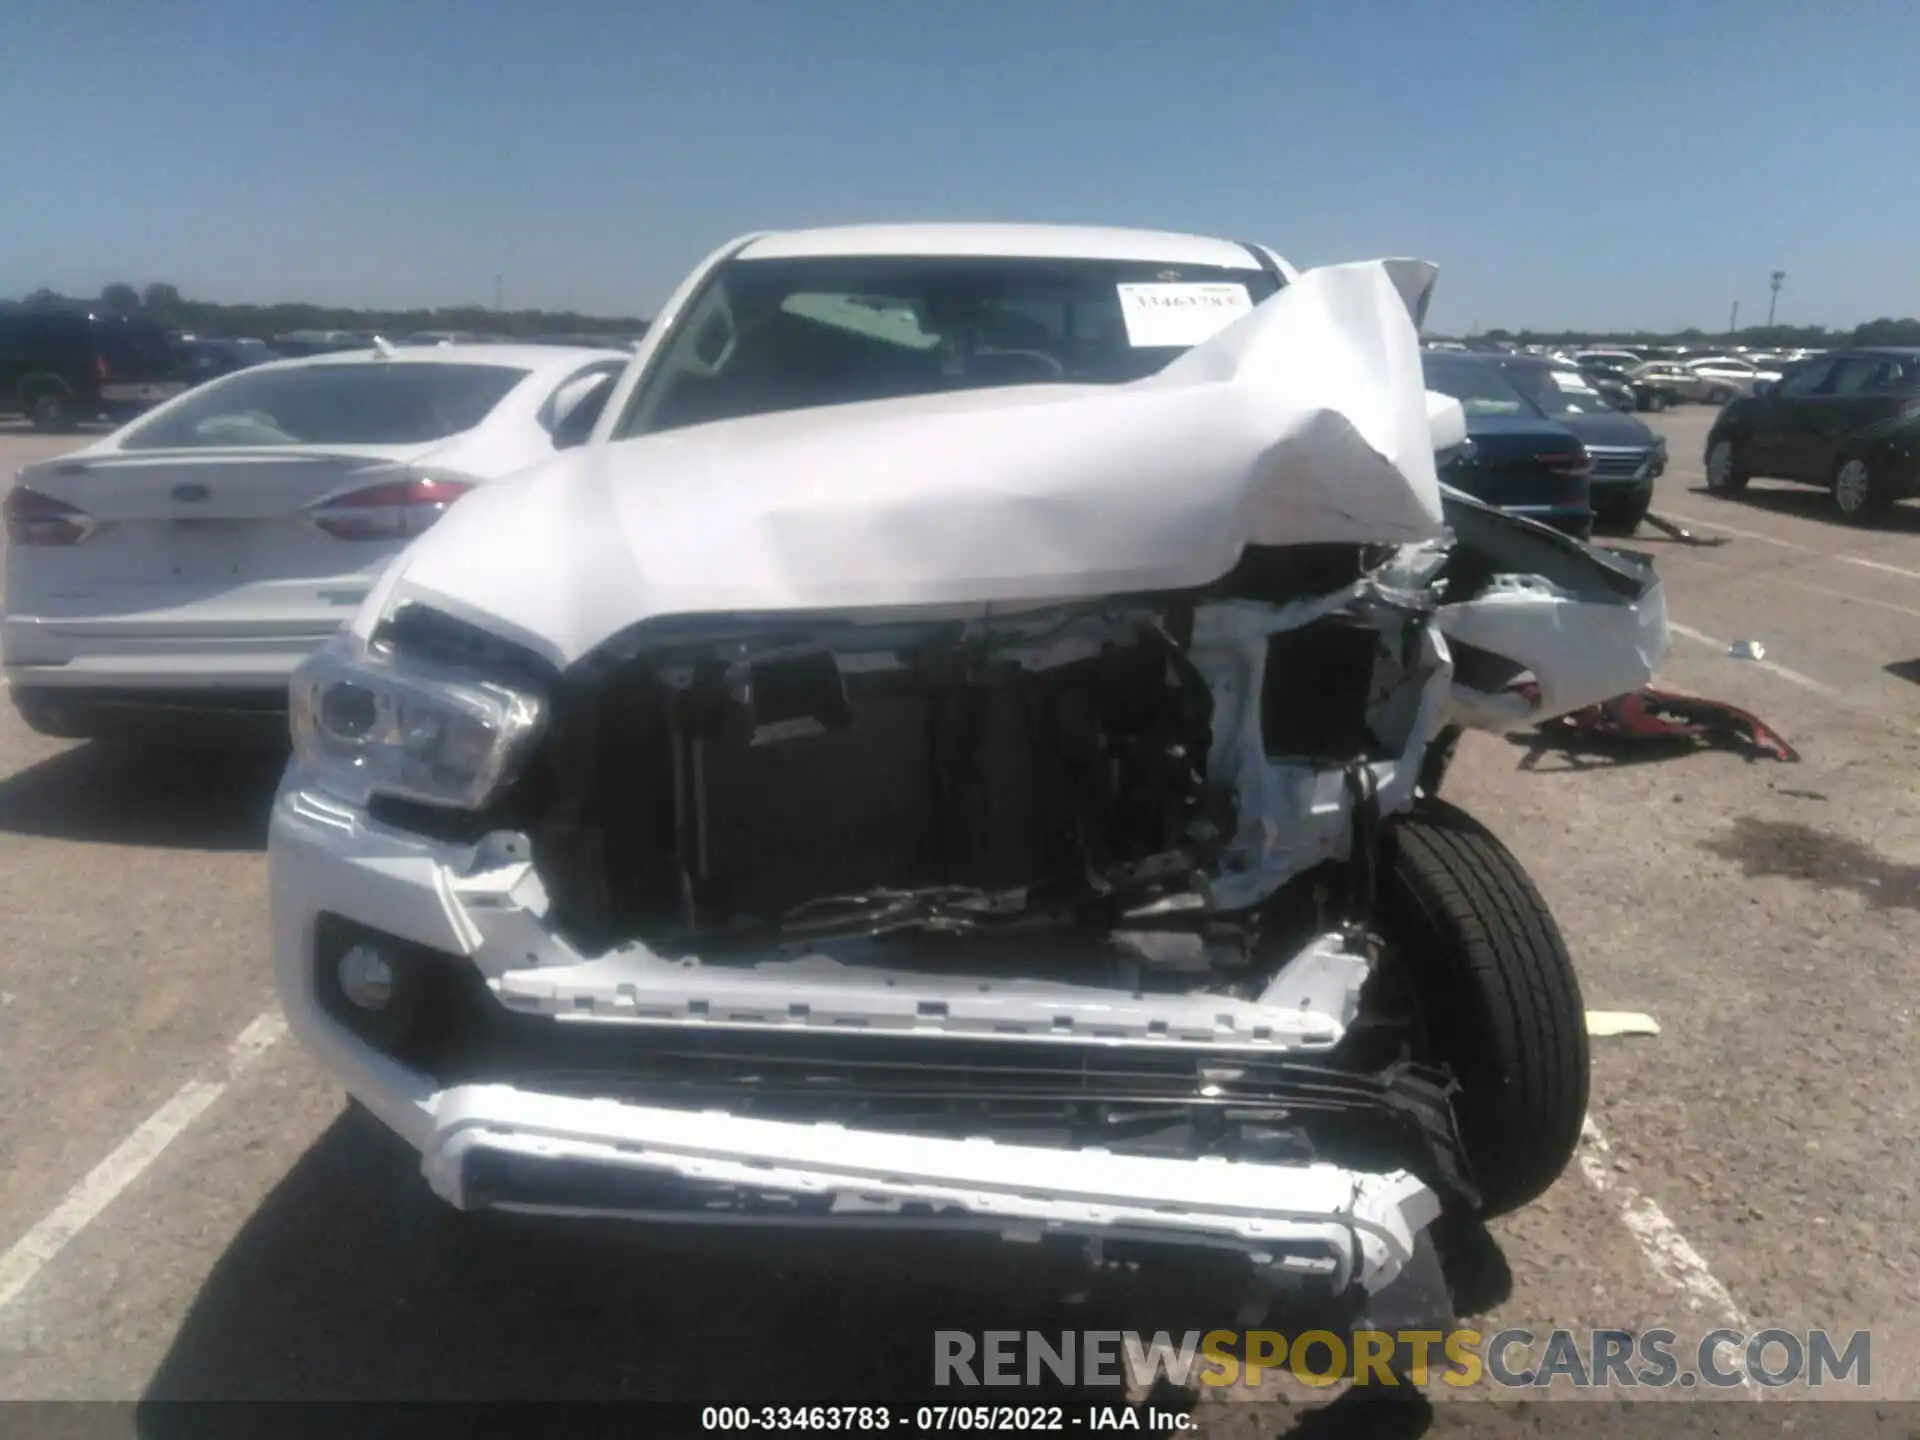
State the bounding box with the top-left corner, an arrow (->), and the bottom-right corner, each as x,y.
550,374 -> 617,450
1426,391 -> 1468,452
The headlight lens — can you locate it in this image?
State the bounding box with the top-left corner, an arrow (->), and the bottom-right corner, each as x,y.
289,632 -> 545,810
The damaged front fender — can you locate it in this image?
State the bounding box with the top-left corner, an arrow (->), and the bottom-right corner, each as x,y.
1428,488 -> 1670,729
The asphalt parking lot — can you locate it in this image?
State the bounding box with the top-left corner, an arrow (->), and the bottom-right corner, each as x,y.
0,408 -> 1916,1430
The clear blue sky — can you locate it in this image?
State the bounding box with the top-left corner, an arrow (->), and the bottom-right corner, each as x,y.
6,0 -> 1917,333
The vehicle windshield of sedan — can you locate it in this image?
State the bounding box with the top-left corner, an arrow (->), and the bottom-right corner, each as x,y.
121,362 -> 529,449
619,254 -> 1285,435
1505,365 -> 1618,418
1419,353 -> 1540,418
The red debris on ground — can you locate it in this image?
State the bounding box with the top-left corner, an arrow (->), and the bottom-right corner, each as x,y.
1523,684 -> 1799,762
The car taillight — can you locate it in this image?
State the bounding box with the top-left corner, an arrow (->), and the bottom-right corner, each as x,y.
1537,450 -> 1592,478
4,487 -> 97,546
309,477 -> 476,541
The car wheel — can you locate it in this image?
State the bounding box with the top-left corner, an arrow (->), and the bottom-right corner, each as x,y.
1831,456 -> 1892,525
1595,486 -> 1653,536
1707,386 -> 1733,405
1645,391 -> 1669,413
25,387 -> 75,432
8,687 -> 100,740
1375,798 -> 1589,1217
1705,438 -> 1749,495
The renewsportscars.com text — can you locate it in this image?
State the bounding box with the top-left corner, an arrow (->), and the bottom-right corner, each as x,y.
933,1328 -> 1871,1391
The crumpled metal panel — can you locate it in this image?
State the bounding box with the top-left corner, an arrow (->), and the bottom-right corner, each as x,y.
354,260 -> 1450,669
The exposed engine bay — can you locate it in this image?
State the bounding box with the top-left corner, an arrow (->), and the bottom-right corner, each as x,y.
333,496 -> 1660,1222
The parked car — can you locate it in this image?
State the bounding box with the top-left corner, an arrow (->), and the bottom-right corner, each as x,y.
1573,360 -> 1651,409
1705,348 -> 1920,523
273,330 -> 375,358
0,310 -> 185,430
1487,356 -> 1666,533
1565,362 -> 1637,412
267,228 -> 1671,1321
1570,348 -> 1645,371
1670,355 -> 1781,404
1419,351 -> 1594,536
173,336 -> 281,387
2,342 -> 628,739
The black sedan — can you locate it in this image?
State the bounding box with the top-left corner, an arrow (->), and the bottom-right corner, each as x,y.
1487,356 -> 1667,534
1421,352 -> 1593,538
1704,348 -> 1920,524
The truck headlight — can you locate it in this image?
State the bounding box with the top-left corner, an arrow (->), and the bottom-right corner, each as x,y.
289,632 -> 545,810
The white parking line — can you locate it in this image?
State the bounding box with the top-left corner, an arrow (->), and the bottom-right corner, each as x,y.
1656,512 -> 1815,553
1667,621 -> 1843,698
1781,578 -> 1920,622
0,1009 -> 286,1318
1578,1117 -> 1761,1398
1660,511 -> 1920,583
1840,554 -> 1920,584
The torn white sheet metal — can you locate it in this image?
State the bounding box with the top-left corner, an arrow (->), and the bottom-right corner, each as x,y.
1437,571 -> 1671,724
486,929 -> 1369,1052
358,259 -> 1449,670
418,1084 -> 1441,1293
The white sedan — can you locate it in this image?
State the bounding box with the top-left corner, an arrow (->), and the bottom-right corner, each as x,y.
1671,355 -> 1782,404
2,342 -> 627,739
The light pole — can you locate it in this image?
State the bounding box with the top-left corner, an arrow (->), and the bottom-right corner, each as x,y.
493,274 -> 504,313
1729,299 -> 1740,338
1767,271 -> 1785,327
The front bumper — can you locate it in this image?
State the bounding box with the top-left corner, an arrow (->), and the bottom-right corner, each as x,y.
269,785 -> 1449,1295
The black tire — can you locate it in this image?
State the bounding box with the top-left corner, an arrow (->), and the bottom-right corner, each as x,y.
1594,486 -> 1652,536
8,687 -> 101,740
1831,455 -> 1893,525
1644,391 -> 1669,413
1706,386 -> 1733,405
25,386 -> 76,432
1704,436 -> 1749,495
1378,798 -> 1589,1217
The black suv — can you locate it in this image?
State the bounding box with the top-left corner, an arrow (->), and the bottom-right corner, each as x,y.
1705,348 -> 1920,524
0,310 -> 186,430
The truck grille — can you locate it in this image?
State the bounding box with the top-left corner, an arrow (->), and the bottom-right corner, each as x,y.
1586,448 -> 1649,479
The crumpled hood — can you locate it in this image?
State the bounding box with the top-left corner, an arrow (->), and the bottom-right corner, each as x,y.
362,259 -> 1449,669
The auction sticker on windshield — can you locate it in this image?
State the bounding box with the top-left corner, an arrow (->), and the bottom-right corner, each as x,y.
1117,282 -> 1254,347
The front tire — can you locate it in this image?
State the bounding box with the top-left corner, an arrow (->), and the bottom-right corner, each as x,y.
1595,485 -> 1653,536
1644,391 -> 1670,413
1832,455 -> 1892,525
1378,799 -> 1589,1217
1705,437 -> 1749,495
26,387 -> 76,432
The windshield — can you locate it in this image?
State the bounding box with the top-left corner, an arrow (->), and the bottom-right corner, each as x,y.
1502,364 -> 1619,417
1420,353 -> 1543,419
618,254 -> 1283,436
121,361 -> 528,449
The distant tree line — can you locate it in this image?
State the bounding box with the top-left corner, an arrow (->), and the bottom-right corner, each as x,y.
1453,319 -> 1920,349
0,281 -> 650,341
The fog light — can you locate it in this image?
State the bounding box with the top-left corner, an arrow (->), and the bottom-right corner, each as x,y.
338,943 -> 396,1010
